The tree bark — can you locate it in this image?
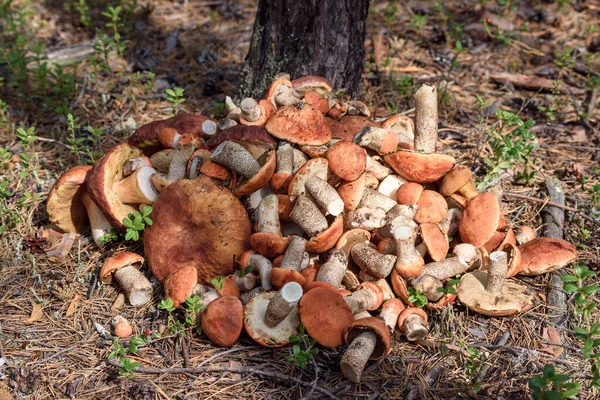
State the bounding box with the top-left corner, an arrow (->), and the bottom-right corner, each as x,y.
239,0 -> 370,99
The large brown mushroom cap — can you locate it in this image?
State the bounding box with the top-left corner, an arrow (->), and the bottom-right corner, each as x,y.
144,176 -> 251,283
457,270 -> 534,316
47,165 -> 92,233
383,150 -> 455,183
202,296 -> 244,346
87,143 -> 144,229
306,215 -> 344,253
458,192 -> 501,248
265,103 -> 331,145
344,317 -> 390,360
243,291 -> 300,348
518,238 -> 577,276
299,287 -> 354,348
326,141 -> 366,181
128,114 -> 210,154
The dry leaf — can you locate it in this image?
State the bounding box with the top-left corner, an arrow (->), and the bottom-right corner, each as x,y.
66,294 -> 82,317
110,294 -> 125,313
541,326 -> 563,358
24,303 -> 44,324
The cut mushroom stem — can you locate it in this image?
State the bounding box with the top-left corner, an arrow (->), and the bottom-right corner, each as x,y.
81,192 -> 113,247
113,166 -> 159,204
411,274 -> 443,301
344,207 -> 387,231
344,287 -> 378,315
248,254 -> 273,291
274,85 -> 300,106
421,243 -> 479,280
276,142 -> 294,175
353,126 -> 398,155
235,273 -> 258,292
340,330 -> 377,383
264,282 -> 303,327
280,236 -> 307,271
211,141 -> 261,178
402,313 -> 428,341
225,96 -> 241,121
289,195 -> 328,237
413,83 -> 438,154
240,286 -> 263,305
123,157 -> 151,177
351,243 -> 396,279
113,265 -> 153,306
365,157 -> 391,180
316,249 -> 348,286
257,194 -> 280,234
305,175 -> 345,216
240,98 -> 262,122
360,188 -> 397,212
218,117 -> 238,131
394,225 -> 425,278
168,144 -> 195,182
487,251 -> 508,295
202,120 -> 217,136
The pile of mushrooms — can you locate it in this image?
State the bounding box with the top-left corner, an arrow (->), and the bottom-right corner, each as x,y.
46,76 -> 579,383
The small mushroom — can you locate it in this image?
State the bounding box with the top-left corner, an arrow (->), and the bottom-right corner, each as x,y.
243,290 -> 300,348
378,298 -> 405,334
397,307 -> 429,341
351,243 -> 396,279
439,166 -> 479,200
354,126 -> 399,155
393,225 -> 425,278
239,98 -> 269,127
250,194 -> 290,258
112,316 -> 132,338
518,238 -> 577,276
360,188 -> 398,212
264,282 -> 303,327
344,282 -> 383,315
514,226 -> 536,245
340,317 -> 390,383
211,140 -> 261,179
420,243 -> 480,280
305,175 -> 345,216
270,142 -> 294,193
100,252 -> 153,306
201,295 -> 244,346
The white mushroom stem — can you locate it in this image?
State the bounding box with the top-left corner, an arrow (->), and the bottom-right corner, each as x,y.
211,141 -> 261,179
344,287 -> 378,315
413,83 -> 438,154
240,287 -> 263,305
373,279 -> 395,301
365,157 -> 391,180
487,251 -> 508,295
402,314 -> 428,341
235,273 -> 257,292
264,282 -> 303,327
353,310 -> 371,320
276,142 -> 294,175
439,207 -> 462,237
112,265 -> 153,306
240,98 -> 263,122
415,242 -> 427,258
379,300 -> 404,332
292,148 -> 308,174
218,117 -> 237,131
273,85 -> 300,106
379,206 -> 417,237
377,175 -> 407,199
113,166 -> 159,205
394,225 -> 424,272
248,254 -> 273,291
256,194 -> 280,234
201,120 -> 217,136
123,157 -> 151,176
360,188 -> 397,212
351,243 -> 396,279
344,207 -> 387,231
193,285 -> 221,316
245,186 -> 273,223
225,96 -> 241,121
305,176 -> 345,216
340,330 -> 377,383
289,195 -> 328,237
316,249 -> 348,286
168,144 -> 195,182
280,236 -> 307,271
411,274 -> 444,301
81,192 -> 113,247
421,258 -> 470,281
353,126 -> 396,154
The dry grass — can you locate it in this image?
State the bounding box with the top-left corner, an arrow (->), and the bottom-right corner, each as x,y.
1,0 -> 599,399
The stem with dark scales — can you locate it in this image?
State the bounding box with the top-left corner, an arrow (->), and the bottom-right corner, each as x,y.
305,176 -> 345,216
402,314 -> 428,341
280,236 -> 307,271
316,249 -> 348,286
486,251 -> 508,295
211,141 -> 261,178
113,266 -> 153,306
340,331 -> 377,383
413,83 -> 438,153
264,282 -> 303,327
344,287 -> 376,314
290,195 -> 328,237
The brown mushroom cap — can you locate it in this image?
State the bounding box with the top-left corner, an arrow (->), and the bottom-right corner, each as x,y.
47,165 -> 92,233
163,265 -> 199,308
518,238 -> 577,276
243,291 -> 300,348
458,192 -> 501,248
384,150 -> 455,183
288,157 -> 329,200
335,229 -> 372,260
271,268 -> 307,288
337,174 -> 367,212
438,166 -> 474,196
344,317 -> 390,360
306,215 -> 344,253
396,182 -> 424,205
128,114 -> 210,154
457,270 -> 534,316
326,141 -> 367,181
390,270 -> 413,306
144,176 -> 251,283
291,76 -> 333,97
397,307 -> 428,332
415,190 -> 448,224
299,287 -> 354,347
204,125 -> 277,150
265,103 -> 331,145
100,252 -> 144,284
250,232 -> 291,258
326,116 -> 380,142
202,296 -> 244,346
420,223 -> 450,262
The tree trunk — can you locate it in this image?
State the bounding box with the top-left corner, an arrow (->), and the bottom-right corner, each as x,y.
239,0 -> 370,100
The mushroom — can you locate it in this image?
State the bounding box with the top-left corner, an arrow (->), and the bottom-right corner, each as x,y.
337,174 -> 367,211
112,316 -> 133,338
457,250 -> 534,316
250,194 -> 290,258
201,295 -> 244,346
382,115 -> 414,147
365,156 -> 391,181
304,90 -> 330,114
289,195 -> 328,237
353,126 -> 399,155
393,225 -> 425,278
80,191 -> 114,246
211,140 -> 261,178
326,141 -> 366,182
397,307 -> 429,341
458,192 -> 501,248
239,98 -> 270,127
344,207 -> 387,231
163,265 -> 199,308
378,298 -> 405,334
377,175 -> 407,200
420,243 -> 480,280
360,188 -> 398,212
287,157 -> 329,200
518,238 -> 577,276
245,253 -> 273,291
243,290 -> 300,347
270,142 -> 294,193
514,226 -> 536,245
279,236 -> 307,271
240,287 -> 264,305
264,77 -> 300,107
340,317 -> 390,383
351,243 -> 396,279
344,282 -> 383,315
316,249 -> 348,287
410,274 -> 444,302
291,76 -> 333,98
299,287 -> 354,347
264,282 -> 303,327
419,223 -> 449,262
46,165 -> 92,233
265,103 -> 332,145
438,166 -> 479,200
100,252 -> 153,306
304,175 -> 344,216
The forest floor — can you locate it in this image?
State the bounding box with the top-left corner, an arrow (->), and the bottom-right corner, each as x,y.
0,0 -> 599,399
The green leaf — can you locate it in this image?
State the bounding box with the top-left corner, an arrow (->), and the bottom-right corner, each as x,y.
582,285 -> 599,295
562,283 -> 579,293
560,275 -> 578,283
289,336 -> 300,343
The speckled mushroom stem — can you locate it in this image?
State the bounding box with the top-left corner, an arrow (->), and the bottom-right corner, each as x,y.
264,282 -> 303,327
211,141 -> 261,179
402,314 -> 428,341
394,225 -> 425,278
123,157 -> 151,177
292,148 -> 308,174
353,126 -> 396,154
413,83 -> 438,154
365,156 -> 391,180
280,236 -> 307,271
235,273 -> 257,292
276,142 -> 293,175
168,144 -> 195,182
439,207 -> 462,237
340,330 -> 377,383
225,96 -> 241,121
360,188 -> 397,212
373,278 -> 395,301
240,287 -> 263,305
379,205 -> 417,237
379,299 -> 405,333
289,195 -> 328,237
421,243 -> 479,280
411,274 -> 444,301
218,117 -> 238,131
487,251 -> 508,295
316,249 -> 348,286
344,287 -> 378,315
305,176 -> 345,216
274,85 -> 300,106
256,194 -> 280,234
248,254 -> 273,291
344,207 -> 387,231
81,192 -> 113,247
353,310 -> 371,320
113,166 -> 159,205
240,98 -> 262,122
112,266 -> 153,306
351,243 -> 396,279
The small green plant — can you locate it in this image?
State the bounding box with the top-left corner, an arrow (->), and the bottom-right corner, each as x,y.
210,276 -> 225,290
562,264 -> 599,319
99,228 -> 120,245
436,277 -> 461,295
382,1 -> 399,30
528,364 -> 581,399
122,205 -> 153,241
236,265 -> 254,278
158,296 -> 204,336
407,287 -> 428,308
410,14 -> 427,32
166,87 -> 186,115
286,323 -> 319,369
395,76 -> 414,97
107,338 -> 140,379
464,346 -> 484,393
